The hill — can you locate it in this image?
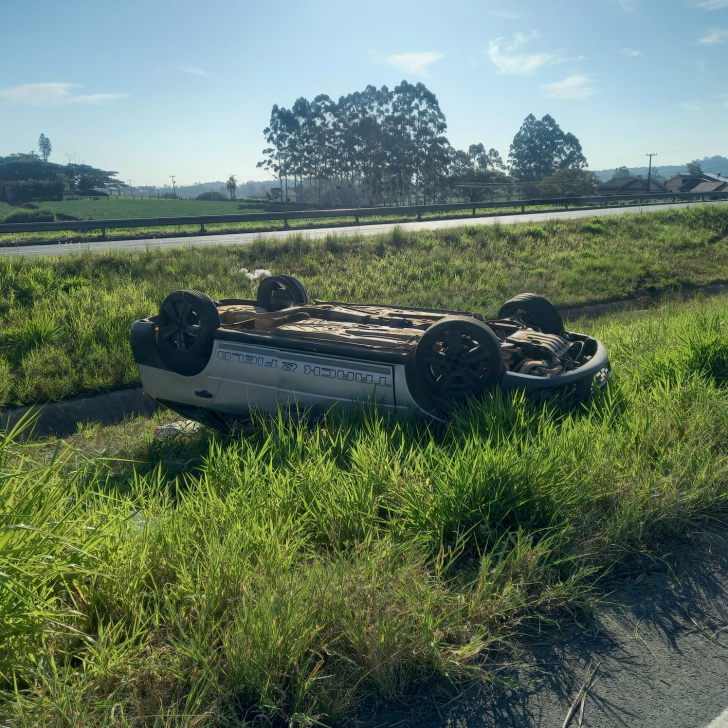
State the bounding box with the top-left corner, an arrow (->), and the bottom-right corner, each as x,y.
593,155 -> 728,182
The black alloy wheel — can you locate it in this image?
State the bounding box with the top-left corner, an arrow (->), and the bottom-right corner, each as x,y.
497,293 -> 564,335
157,290 -> 220,375
256,275 -> 308,311
414,316 -> 503,409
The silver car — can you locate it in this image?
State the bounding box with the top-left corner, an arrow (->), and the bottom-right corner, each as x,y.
130,275 -> 611,429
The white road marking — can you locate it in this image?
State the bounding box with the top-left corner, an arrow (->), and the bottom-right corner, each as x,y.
1,200 -> 726,258
706,708 -> 728,727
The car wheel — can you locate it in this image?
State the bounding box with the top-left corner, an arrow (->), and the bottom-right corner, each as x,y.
256,275 -> 308,311
157,290 -> 220,376
413,316 -> 503,412
497,293 -> 564,335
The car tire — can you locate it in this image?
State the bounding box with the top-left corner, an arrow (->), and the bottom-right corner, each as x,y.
157,290 -> 220,376
412,316 -> 503,412
497,293 -> 564,335
256,275 -> 308,311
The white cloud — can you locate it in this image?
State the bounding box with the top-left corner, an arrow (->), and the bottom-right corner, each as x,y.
487,32 -> 557,75
699,28 -> 728,42
0,82 -> 128,106
385,51 -> 444,77
621,47 -> 643,56
695,0 -> 728,9
180,66 -> 209,77
542,74 -> 595,99
680,102 -> 703,110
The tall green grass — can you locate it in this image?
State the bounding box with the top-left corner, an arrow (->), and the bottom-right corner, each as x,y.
1,206 -> 728,408
2,296 -> 728,725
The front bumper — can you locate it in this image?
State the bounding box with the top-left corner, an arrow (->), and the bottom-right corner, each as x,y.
501,336 -> 611,400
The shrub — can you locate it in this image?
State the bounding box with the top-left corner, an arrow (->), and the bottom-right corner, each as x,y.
0,208 -> 55,224
196,191 -> 229,202
10,179 -> 64,203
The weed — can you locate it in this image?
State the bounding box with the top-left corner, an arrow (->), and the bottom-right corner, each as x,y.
2,296 -> 728,724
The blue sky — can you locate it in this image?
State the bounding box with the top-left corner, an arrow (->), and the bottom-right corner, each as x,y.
1,0 -> 727,186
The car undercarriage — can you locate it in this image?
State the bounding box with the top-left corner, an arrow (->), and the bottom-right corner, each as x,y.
130,276 -> 611,427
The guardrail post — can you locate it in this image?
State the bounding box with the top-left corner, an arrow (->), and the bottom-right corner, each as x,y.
355,214 -> 359,224
417,211 -> 422,221
472,207 -> 476,216
521,204 -> 525,212
200,223 -> 205,233
284,218 -> 289,228
565,202 -> 569,210
101,228 -> 106,239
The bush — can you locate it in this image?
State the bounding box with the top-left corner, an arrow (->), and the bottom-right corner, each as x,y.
10,179 -> 64,203
196,191 -> 229,201
0,208 -> 55,224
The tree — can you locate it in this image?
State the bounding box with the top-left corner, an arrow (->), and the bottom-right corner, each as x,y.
452,168 -> 511,202
226,174 -> 237,200
38,134 -> 52,162
62,163 -> 119,192
686,159 -> 703,176
0,153 -> 59,180
0,155 -> 118,192
508,114 -> 587,183
538,168 -> 600,197
612,166 -> 632,179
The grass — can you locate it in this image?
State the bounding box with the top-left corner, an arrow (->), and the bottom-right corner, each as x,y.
0,196 -> 297,221
2,294 -> 728,725
0,196 -> 686,247
1,206 -> 728,408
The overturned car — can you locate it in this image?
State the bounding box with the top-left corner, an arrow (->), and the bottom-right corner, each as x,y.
130,275 -> 611,428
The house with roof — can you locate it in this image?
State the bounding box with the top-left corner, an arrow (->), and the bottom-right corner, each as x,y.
664,172 -> 728,194
597,177 -> 668,196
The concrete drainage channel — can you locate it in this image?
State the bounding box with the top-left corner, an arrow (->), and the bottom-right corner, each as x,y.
3,282 -> 728,441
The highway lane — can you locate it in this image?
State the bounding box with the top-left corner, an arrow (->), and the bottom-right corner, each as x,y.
1,199 -> 726,257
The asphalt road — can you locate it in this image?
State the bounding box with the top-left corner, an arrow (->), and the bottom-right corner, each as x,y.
360,527 -> 728,728
2,200 -> 727,257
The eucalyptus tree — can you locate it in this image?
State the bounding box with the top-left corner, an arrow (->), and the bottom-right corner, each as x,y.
257,104 -> 297,199
508,114 -> 586,183
260,81 -> 454,207
38,133 -> 52,162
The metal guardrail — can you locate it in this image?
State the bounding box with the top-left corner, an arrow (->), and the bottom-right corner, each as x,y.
0,192 -> 726,237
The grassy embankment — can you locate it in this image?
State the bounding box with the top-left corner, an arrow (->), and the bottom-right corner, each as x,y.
0,194 -> 663,246
1,205 -> 728,408
2,294 -> 728,725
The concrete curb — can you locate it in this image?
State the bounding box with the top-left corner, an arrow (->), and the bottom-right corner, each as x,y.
0,387 -> 159,440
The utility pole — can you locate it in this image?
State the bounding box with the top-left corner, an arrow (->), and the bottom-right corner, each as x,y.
169,175 -> 177,199
646,153 -> 657,190
127,180 -> 133,198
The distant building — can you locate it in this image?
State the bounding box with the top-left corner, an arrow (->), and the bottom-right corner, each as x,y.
664,172 -> 728,194
270,187 -> 297,203
597,177 -> 668,195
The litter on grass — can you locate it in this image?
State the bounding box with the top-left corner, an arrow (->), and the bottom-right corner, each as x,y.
154,420 -> 201,440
